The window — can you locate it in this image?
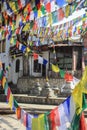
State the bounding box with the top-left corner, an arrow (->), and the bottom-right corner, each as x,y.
33,60 -> 41,73
49,47 -> 72,70
15,59 -> 20,73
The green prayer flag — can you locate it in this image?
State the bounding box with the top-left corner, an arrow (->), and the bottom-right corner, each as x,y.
44,112 -> 50,130
30,21 -> 34,29
84,0 -> 87,7
38,114 -> 45,130
14,99 -> 19,108
41,5 -> 46,15
0,70 -> 3,80
68,94 -> 87,130
60,69 -> 65,78
14,39 -> 17,45
4,82 -> 8,95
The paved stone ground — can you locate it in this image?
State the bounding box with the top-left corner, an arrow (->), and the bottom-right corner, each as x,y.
0,114 -> 25,130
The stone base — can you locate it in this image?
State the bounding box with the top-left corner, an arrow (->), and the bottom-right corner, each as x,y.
40,87 -> 55,97
30,87 -> 42,96
60,81 -> 72,94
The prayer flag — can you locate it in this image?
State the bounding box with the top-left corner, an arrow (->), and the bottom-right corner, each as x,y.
33,53 -> 38,60
8,93 -> 14,110
70,94 -> 87,130
4,82 -> 8,95
59,69 -> 65,78
38,114 -> 46,130
52,11 -> 58,23
18,0 -> 22,9
58,104 -> 69,125
43,59 -> 48,65
26,114 -> 33,130
63,96 -> 70,121
56,0 -> 66,7
21,109 -> 25,123
32,118 -> 39,130
58,8 -> 65,21
80,112 -> 87,130
7,87 -> 11,102
45,2 -> 51,13
2,76 -> 6,89
49,107 -> 60,130
51,64 -> 60,73
38,56 -> 43,64
16,107 -> 21,120
23,112 -> 27,127
64,72 -> 73,81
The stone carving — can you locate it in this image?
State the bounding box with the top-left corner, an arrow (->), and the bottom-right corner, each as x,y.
40,78 -> 55,97
30,79 -> 42,96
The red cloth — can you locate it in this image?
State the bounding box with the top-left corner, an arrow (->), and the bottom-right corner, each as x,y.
7,87 -> 11,102
23,113 -> 27,127
58,8 -> 65,21
16,107 -> 21,120
80,112 -> 87,130
45,2 -> 51,13
27,3 -> 32,13
49,107 -> 60,130
18,0 -> 22,9
64,72 -> 73,81
16,41 -> 20,48
33,53 -> 38,60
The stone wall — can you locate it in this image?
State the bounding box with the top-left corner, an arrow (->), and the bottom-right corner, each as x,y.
17,77 -> 65,93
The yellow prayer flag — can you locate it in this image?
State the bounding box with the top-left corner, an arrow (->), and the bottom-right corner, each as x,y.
38,10 -> 42,18
2,76 -> 6,89
72,82 -> 82,114
38,114 -> 45,130
8,93 -> 13,110
48,13 -> 52,25
32,118 -> 39,130
0,61 -> 2,68
22,23 -> 30,31
26,47 -> 30,53
51,64 -> 60,73
72,66 -> 87,114
9,2 -> 17,12
80,66 -> 87,94
10,38 -> 14,45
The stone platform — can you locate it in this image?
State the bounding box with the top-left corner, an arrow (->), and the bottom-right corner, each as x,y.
0,94 -> 66,105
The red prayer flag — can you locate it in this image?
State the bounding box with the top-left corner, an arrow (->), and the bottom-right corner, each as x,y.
7,87 -> 11,102
45,2 -> 51,13
5,29 -> 9,37
33,21 -> 38,30
18,0 -> 22,9
33,53 -> 38,60
64,72 -> 73,81
16,107 -> 21,120
23,112 -> 27,127
16,41 -> 20,48
16,27 -> 20,35
58,8 -> 65,21
80,112 -> 87,130
49,107 -> 60,130
27,3 -> 32,13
